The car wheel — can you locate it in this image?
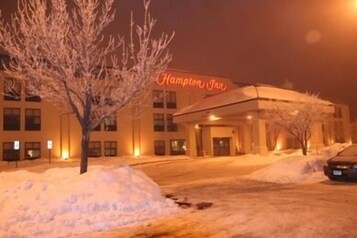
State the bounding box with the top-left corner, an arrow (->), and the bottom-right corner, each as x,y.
328,176 -> 339,181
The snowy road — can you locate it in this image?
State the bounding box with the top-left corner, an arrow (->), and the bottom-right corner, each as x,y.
84,157 -> 357,238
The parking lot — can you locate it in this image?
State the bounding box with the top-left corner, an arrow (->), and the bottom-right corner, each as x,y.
88,156 -> 357,238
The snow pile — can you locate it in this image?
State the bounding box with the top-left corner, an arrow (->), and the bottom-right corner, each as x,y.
320,143 -> 350,156
0,165 -> 177,238
246,155 -> 328,184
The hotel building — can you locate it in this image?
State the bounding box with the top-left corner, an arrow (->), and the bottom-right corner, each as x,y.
0,67 -> 352,161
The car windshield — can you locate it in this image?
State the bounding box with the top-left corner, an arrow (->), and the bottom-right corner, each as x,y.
339,145 -> 357,156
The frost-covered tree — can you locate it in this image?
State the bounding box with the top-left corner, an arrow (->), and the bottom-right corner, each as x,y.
265,122 -> 281,151
0,0 -> 174,174
266,93 -> 328,156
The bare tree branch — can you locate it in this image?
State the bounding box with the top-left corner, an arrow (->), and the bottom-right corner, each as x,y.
0,0 -> 174,173
264,92 -> 329,155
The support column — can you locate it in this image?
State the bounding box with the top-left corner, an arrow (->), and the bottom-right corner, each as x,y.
185,123 -> 197,158
310,122 -> 324,154
252,115 -> 268,155
241,124 -> 252,154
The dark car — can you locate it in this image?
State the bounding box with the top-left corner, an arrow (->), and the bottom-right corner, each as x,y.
324,145 -> 357,181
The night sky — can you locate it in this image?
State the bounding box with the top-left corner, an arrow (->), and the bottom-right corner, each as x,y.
1,0 -> 357,118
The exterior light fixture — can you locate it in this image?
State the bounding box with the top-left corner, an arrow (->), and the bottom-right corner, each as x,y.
61,150 -> 69,160
209,115 -> 221,121
134,149 -> 141,157
47,140 -> 53,163
14,140 -> 20,150
13,140 -> 20,168
246,115 -> 252,120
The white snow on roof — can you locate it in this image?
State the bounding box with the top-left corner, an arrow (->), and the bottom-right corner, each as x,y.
175,85 -> 333,116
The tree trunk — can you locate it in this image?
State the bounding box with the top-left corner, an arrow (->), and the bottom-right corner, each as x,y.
301,140 -> 308,156
80,129 -> 90,174
302,146 -> 307,156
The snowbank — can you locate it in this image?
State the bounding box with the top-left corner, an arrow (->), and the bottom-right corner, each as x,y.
246,144 -> 350,184
320,143 -> 350,156
246,155 -> 329,184
0,165 -> 177,238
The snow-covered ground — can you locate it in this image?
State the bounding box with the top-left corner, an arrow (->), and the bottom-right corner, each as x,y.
0,165 -> 177,238
0,143 -> 355,238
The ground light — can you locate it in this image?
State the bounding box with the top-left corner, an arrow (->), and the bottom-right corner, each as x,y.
61,150 -> 69,160
134,149 -> 141,157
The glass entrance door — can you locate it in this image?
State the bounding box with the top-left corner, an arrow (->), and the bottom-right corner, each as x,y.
213,137 -> 230,156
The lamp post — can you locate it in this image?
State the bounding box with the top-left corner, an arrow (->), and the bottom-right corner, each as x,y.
47,140 -> 53,163
13,140 -> 20,168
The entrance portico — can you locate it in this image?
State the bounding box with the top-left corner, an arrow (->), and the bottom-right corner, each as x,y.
174,85 -> 334,157
183,113 -> 268,157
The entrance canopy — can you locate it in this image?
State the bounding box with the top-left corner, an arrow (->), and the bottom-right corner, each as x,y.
174,84 -> 334,123
173,85 -> 335,157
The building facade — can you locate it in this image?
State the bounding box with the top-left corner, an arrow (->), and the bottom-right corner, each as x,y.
0,69 -> 237,160
0,69 -> 352,161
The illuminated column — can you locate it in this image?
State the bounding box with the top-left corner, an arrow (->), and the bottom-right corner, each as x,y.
310,122 -> 324,154
186,123 -> 197,158
60,114 -> 70,159
241,124 -> 252,154
202,126 -> 212,156
251,115 -> 268,155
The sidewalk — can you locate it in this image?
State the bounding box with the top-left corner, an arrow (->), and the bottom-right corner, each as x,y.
0,155 -> 191,173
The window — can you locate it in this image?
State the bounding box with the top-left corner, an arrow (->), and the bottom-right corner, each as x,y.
154,140 -> 165,155
153,113 -> 165,131
3,78 -> 21,101
3,142 -> 20,161
166,91 -> 176,109
25,109 -> 41,131
89,141 -> 101,157
93,124 -> 101,131
104,114 -> 117,131
25,88 -> 41,102
334,121 -> 344,143
334,106 -> 342,118
104,141 -> 117,156
153,90 -> 164,108
3,108 -> 20,131
170,140 -> 186,155
167,114 -> 177,132
91,95 -> 101,105
25,142 -> 41,159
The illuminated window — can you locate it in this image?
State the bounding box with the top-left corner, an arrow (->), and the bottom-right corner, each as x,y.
170,140 -> 186,155
25,109 -> 41,131
104,141 -> 117,156
167,114 -> 177,132
153,113 -> 165,131
154,140 -> 165,155
3,142 -> 20,161
153,90 -> 164,108
89,141 -> 101,157
25,142 -> 41,160
104,114 -> 117,131
3,108 -> 20,131
166,91 -> 176,109
3,78 -> 21,101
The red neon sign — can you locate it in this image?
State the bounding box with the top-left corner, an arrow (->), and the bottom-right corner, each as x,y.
156,73 -> 227,91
